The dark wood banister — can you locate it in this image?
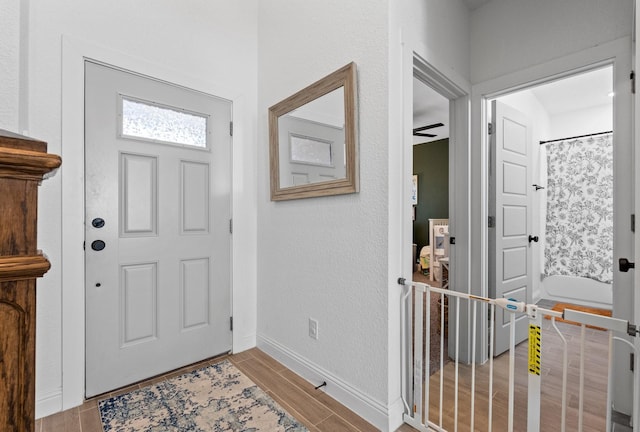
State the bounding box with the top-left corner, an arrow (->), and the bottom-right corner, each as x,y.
0,129 -> 61,431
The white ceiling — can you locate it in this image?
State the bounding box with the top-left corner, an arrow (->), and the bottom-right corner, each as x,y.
413,66 -> 613,145
529,67 -> 613,115
412,78 -> 449,145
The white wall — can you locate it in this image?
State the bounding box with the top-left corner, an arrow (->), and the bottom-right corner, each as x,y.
255,2 -> 471,429
0,0 -> 21,131
470,0 -> 633,84
256,1 -> 393,428
548,104 -> 613,140
20,0 -> 259,417
401,0 -> 471,83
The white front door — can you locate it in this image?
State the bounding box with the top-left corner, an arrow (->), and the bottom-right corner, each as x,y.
489,100 -> 533,356
85,61 -> 232,397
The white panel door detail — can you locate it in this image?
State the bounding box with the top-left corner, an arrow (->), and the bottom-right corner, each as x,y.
489,100 -> 532,356
278,115 -> 345,186
85,62 -> 232,397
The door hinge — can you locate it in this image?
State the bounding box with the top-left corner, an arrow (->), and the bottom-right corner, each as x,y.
631,353 -> 635,372
83,241 -> 85,250
631,71 -> 636,94
229,218 -> 233,234
488,216 -> 495,228
230,316 -> 233,331
632,214 -> 635,233
488,123 -> 493,135
628,322 -> 639,337
449,236 -> 456,245
229,121 -> 233,136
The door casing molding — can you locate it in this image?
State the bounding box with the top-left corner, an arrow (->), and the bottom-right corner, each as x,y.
61,35 -> 250,411
399,40 -> 472,361
471,36 -> 633,412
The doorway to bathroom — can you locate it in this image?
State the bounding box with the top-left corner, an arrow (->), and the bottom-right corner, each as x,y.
488,65 -> 616,355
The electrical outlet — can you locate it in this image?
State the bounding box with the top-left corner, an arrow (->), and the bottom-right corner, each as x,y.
309,318 -> 319,340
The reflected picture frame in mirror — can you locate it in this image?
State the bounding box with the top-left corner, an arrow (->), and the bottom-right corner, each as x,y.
269,62 -> 358,201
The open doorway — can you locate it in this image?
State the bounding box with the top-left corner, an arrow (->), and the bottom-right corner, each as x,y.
411,75 -> 453,375
496,66 -> 614,309
471,39 -> 635,424
488,65 -> 615,356
412,77 -> 450,287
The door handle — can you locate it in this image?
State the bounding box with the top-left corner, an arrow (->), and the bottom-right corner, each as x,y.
619,258 -> 635,272
528,235 -> 539,243
91,240 -> 106,251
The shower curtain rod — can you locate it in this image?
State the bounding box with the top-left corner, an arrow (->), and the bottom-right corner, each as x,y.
539,130 -> 612,145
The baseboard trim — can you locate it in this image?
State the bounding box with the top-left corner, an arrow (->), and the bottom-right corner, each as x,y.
233,332 -> 256,354
36,388 -> 63,419
257,334 -> 393,431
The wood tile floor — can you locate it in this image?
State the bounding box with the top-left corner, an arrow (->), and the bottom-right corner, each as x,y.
35,322 -> 620,432
37,348 -> 379,432
397,317 -> 616,432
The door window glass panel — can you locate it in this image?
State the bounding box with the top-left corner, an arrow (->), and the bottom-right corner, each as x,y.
290,134 -> 333,166
121,96 -> 208,148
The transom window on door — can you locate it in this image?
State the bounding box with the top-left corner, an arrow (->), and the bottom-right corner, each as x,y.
119,95 -> 209,148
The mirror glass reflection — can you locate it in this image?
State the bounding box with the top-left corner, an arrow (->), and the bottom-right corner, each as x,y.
278,87 -> 345,188
269,62 -> 358,201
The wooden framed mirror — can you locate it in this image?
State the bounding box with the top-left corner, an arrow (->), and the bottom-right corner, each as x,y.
269,62 -> 358,201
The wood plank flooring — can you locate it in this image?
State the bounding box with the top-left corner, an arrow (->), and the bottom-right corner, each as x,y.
37,348 -> 378,432
35,321 -> 616,432
400,317 -> 613,432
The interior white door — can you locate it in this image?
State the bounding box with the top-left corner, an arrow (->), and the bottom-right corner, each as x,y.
85,61 -> 232,397
489,100 -> 533,356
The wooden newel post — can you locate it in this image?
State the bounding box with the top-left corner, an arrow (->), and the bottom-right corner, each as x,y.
0,130 -> 61,431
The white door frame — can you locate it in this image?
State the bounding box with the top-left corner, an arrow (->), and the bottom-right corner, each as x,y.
471,36 -> 634,411
60,35 -> 254,411
635,0 -> 640,361
633,1 -> 640,427
401,43 -> 472,360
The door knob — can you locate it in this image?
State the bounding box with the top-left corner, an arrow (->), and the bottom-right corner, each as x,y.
91,240 -> 106,251
528,235 -> 539,243
619,258 -> 635,272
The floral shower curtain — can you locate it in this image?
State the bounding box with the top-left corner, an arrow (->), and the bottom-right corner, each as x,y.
544,133 -> 613,284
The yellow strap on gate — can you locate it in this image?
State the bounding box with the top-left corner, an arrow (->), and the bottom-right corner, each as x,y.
528,324 -> 541,375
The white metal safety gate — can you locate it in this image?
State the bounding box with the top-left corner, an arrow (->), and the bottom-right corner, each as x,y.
399,278 -> 640,432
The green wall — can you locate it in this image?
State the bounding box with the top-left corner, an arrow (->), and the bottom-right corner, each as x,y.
413,139 -> 449,255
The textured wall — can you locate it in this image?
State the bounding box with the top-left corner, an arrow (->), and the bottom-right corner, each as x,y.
257,0 -> 390,409
470,0 -> 633,84
401,0 -> 471,83
0,0 -> 20,131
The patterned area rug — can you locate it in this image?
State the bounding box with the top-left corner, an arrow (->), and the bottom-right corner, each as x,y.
99,360 -> 308,431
